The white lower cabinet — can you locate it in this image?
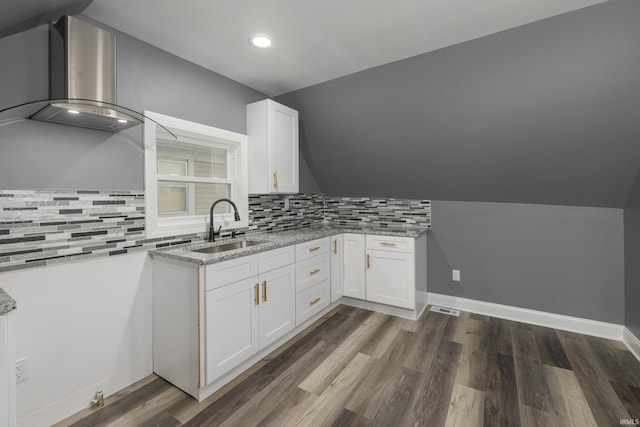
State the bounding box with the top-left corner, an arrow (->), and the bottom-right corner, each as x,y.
365,249 -> 415,309
258,264 -> 296,348
205,247 -> 295,385
0,310 -> 16,427
153,245 -> 298,401
152,230 -> 426,402
365,235 -> 417,309
334,233 -> 426,312
296,280 -> 330,323
205,277 -> 259,384
342,233 -> 366,299
330,235 -> 344,302
294,237 -> 330,325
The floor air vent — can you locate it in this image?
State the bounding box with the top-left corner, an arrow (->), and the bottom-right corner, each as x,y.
430,306 -> 460,317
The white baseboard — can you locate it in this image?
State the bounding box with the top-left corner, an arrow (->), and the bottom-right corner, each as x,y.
427,293 -> 624,340
17,361 -> 152,427
623,327 -> 640,362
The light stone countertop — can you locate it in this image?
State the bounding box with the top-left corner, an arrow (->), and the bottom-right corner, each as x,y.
0,288 -> 16,315
149,225 -> 429,265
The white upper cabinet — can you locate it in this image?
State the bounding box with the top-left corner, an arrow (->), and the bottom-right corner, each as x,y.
247,99 -> 299,194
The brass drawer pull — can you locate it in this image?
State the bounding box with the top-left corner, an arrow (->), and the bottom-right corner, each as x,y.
262,280 -> 267,302
310,297 -> 321,306
309,246 -> 321,252
309,268 -> 321,276
380,242 -> 397,247
333,240 -> 337,254
367,254 -> 371,269
273,171 -> 278,188
254,283 -> 259,305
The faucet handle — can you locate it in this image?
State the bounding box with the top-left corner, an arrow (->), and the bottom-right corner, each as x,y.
214,225 -> 222,236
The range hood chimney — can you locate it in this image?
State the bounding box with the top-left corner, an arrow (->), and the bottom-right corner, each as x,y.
31,15 -> 141,132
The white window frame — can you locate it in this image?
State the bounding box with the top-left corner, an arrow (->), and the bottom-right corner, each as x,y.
144,111 -> 248,238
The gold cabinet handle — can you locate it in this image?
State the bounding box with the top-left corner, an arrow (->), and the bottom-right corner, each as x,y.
333,240 -> 337,254
309,246 -> 321,252
367,254 -> 371,269
310,297 -> 321,306
309,268 -> 320,276
262,280 -> 267,302
380,242 -> 397,247
254,283 -> 259,305
273,171 -> 278,188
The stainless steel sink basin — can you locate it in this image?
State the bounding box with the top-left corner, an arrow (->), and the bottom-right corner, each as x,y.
191,240 -> 266,254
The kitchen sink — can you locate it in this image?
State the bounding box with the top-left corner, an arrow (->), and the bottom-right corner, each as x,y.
190,240 -> 266,254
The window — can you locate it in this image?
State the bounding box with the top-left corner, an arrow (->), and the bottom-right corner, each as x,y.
144,111 -> 248,238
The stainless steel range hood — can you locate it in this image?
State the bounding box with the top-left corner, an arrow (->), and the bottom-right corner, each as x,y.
30,15 -> 142,132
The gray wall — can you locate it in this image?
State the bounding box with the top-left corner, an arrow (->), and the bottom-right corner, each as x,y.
624,170 -> 640,336
277,0 -> 640,208
428,201 -> 624,324
0,20 -> 321,193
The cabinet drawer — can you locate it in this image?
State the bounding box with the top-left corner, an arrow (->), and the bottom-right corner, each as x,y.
295,253 -> 329,293
296,280 -> 329,325
366,235 -> 414,253
205,254 -> 259,291
259,245 -> 295,272
295,237 -> 329,262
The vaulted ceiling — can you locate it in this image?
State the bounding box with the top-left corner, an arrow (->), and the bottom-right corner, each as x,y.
1,0 -> 607,96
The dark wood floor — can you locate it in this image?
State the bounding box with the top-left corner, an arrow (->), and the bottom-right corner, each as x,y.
56,305 -> 640,427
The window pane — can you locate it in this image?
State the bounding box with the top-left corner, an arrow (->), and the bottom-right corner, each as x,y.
158,182 -> 187,216
194,183 -> 231,215
158,159 -> 187,176
157,138 -> 228,179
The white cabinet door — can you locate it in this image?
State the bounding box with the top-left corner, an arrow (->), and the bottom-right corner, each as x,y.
330,234 -> 344,303
247,99 -> 299,194
258,264 -> 296,349
269,101 -> 299,193
366,249 -> 415,309
0,312 -> 16,427
205,276 -> 260,384
343,233 -> 365,299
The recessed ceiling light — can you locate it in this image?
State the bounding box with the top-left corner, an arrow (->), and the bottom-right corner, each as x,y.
249,34 -> 272,48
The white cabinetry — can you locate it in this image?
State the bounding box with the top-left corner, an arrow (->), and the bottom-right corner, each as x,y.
338,232 -> 427,317
366,236 -> 415,309
330,235 -> 344,302
258,263 -> 296,348
0,309 -> 16,427
342,233 -> 366,299
205,276 -> 259,384
295,237 -> 330,325
247,99 -> 299,194
153,245 -> 296,401
205,246 -> 295,385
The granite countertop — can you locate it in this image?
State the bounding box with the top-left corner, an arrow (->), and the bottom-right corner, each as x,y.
0,288 -> 17,315
149,225 -> 429,265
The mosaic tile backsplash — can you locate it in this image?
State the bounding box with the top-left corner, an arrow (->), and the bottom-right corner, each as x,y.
324,197 -> 431,229
0,190 -> 430,272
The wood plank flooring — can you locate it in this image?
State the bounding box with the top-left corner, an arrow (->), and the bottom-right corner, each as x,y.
56,305 -> 640,427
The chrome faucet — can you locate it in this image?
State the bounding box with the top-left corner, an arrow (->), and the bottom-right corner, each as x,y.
209,198 -> 241,242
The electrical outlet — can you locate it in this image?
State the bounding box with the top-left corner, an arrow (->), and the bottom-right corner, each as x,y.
16,357 -> 28,383
452,269 -> 461,282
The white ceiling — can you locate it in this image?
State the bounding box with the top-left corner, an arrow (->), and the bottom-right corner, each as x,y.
84,0 -> 607,97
